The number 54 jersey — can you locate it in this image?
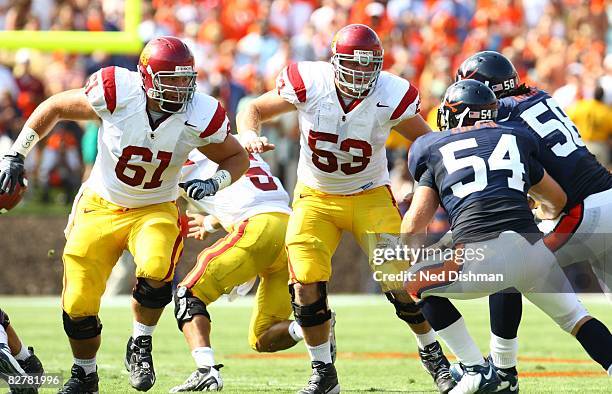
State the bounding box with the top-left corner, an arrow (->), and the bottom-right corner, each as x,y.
276,61 -> 420,195
409,122 -> 544,244
84,66 -> 229,208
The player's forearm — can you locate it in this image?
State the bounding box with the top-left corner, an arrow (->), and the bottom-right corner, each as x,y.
215,148 -> 249,186
236,102 -> 262,136
12,90 -> 97,158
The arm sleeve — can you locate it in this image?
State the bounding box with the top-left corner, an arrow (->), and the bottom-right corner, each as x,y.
407,136 -> 429,182
418,167 -> 435,188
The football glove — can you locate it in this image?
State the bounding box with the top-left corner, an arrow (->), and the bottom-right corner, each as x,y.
0,151 -> 25,195
179,178 -> 220,200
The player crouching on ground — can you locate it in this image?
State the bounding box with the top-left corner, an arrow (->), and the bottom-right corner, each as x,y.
169,149 -> 330,392
0,36 -> 249,393
402,80 -> 612,394
0,309 -> 44,394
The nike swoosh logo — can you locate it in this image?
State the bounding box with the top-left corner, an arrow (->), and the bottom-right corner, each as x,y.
509,382 -> 518,391
483,365 -> 493,380
376,102 -> 389,108
184,121 -> 197,127
83,209 -> 95,214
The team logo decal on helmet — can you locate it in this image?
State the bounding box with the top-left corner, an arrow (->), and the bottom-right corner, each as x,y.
437,80 -> 498,130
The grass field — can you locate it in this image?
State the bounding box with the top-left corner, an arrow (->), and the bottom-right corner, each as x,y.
0,295 -> 610,393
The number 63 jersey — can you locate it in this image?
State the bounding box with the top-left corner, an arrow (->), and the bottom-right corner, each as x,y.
276,61 -> 420,195
409,122 -> 544,244
83,66 -> 229,208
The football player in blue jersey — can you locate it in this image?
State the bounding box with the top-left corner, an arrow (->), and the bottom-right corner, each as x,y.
456,51 -> 612,389
402,79 -> 612,393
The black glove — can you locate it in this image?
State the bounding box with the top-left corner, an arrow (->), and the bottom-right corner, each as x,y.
0,151 -> 25,195
179,178 -> 220,200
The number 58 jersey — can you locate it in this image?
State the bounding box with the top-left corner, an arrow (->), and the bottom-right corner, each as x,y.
83,66 -> 229,208
276,61 -> 420,195
181,150 -> 291,229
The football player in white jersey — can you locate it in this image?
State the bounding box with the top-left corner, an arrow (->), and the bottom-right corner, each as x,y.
0,36 -> 249,393
169,149 -> 329,391
237,24 -> 454,394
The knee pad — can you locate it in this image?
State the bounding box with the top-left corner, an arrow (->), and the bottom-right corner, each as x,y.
0,309 -> 9,329
174,286 -> 211,331
62,311 -> 102,340
133,278 -> 173,309
385,291 -> 426,325
289,282 -> 331,327
555,303 -> 589,333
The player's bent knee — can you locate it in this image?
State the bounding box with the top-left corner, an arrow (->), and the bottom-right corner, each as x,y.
385,291 -> 426,324
289,282 -> 331,327
0,309 -> 9,329
555,304 -> 590,333
62,311 -> 102,340
133,278 -> 172,309
174,286 -> 211,331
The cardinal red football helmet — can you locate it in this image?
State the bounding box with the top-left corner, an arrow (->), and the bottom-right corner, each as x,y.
138,36 -> 197,113
0,178 -> 27,214
331,24 -> 383,98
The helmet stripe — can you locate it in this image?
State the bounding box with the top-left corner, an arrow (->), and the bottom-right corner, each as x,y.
101,66 -> 117,114
287,63 -> 306,103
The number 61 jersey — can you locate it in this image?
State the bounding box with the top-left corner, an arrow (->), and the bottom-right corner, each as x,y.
276,61 -> 420,195
83,66 -> 229,208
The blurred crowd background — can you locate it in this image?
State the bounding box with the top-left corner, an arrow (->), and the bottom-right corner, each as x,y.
0,0 -> 611,228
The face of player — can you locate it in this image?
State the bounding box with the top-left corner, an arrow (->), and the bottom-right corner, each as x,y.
154,73 -> 196,113
335,57 -> 379,98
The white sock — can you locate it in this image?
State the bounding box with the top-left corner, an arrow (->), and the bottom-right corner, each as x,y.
607,364 -> 611,376
436,317 -> 485,367
192,347 -> 215,368
133,320 -> 156,339
0,326 -> 7,345
414,328 -> 437,350
74,357 -> 96,375
288,321 -> 304,342
14,341 -> 30,361
489,333 -> 518,369
306,341 -> 332,364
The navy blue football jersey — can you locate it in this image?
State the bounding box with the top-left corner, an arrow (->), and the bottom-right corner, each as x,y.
498,88 -> 612,210
409,122 -> 543,244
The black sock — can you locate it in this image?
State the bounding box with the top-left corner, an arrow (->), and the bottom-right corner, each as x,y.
575,318 -> 612,371
420,296 -> 462,331
489,291 -> 522,339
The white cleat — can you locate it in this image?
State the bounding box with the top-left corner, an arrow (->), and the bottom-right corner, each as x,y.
169,364 -> 223,392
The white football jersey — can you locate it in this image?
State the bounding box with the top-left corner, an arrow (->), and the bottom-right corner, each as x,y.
181,150 -> 291,229
276,61 -> 420,194
83,66 -> 230,208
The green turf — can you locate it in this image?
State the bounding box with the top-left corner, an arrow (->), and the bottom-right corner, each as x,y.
0,295 -> 610,393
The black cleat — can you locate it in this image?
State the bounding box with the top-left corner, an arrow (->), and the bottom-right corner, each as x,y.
57,364 -> 99,394
0,343 -> 37,394
419,341 -> 456,394
125,336 -> 156,392
169,364 -> 224,392
18,346 -> 44,376
487,356 -> 519,393
297,361 -> 340,394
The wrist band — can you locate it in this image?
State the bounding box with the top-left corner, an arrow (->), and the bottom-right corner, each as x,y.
203,216 -> 219,233
11,127 -> 40,157
212,169 -> 231,190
